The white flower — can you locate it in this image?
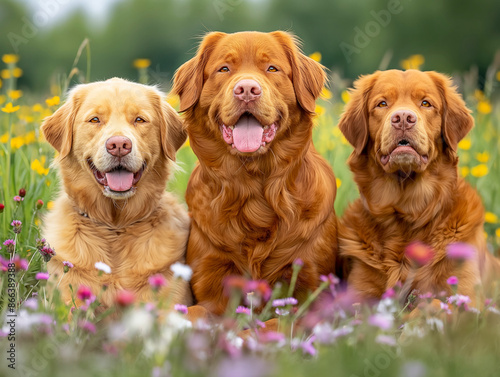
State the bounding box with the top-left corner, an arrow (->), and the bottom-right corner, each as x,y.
95,261 -> 111,274
170,262 -> 192,281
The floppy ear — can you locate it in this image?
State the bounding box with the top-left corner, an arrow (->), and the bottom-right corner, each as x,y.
271,31 -> 326,113
160,100 -> 187,161
172,32 -> 226,112
428,71 -> 474,152
41,91 -> 79,159
338,73 -> 379,155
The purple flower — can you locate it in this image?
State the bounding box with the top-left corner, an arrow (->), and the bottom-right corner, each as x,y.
3,239 -> 15,253
78,320 -> 96,334
299,336 -> 317,356
23,298 -> 38,311
77,285 -> 93,301
235,306 -> 251,315
258,331 -> 286,344
174,304 -> 188,315
12,255 -> 28,271
446,243 -> 476,261
368,313 -> 394,330
293,258 -> 304,267
440,302 -> 452,315
63,260 -> 74,273
36,272 -> 50,280
13,195 -> 23,202
148,273 -> 167,290
35,238 -> 46,249
447,276 -> 459,285
375,334 -> 397,346
272,297 -> 298,307
39,245 -> 56,262
10,220 -> 22,234
447,294 -> 471,307
382,287 -> 396,299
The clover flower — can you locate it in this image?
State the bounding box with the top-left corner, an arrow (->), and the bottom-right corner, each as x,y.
95,261 -> 111,274
39,245 -> 55,262
11,220 -> 22,234
272,297 -> 298,307
149,273 -> 167,290
116,290 -> 135,307
235,306 -> 251,315
174,304 -> 188,315
170,262 -> 193,281
77,285 -> 93,301
13,195 -> 23,202
36,272 -> 49,280
63,261 -> 74,273
446,243 -> 476,261
3,239 -> 15,253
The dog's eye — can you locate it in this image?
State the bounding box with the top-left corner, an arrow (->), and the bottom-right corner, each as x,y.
267,66 -> 278,72
89,117 -> 100,123
135,117 -> 146,123
421,100 -> 432,107
377,101 -> 388,108
218,66 -> 230,72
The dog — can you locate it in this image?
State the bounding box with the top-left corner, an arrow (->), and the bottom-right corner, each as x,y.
41,78 -> 191,312
338,69 -> 500,305
172,31 -> 338,317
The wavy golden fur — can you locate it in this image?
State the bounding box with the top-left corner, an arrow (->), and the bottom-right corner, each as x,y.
172,31 -> 338,315
338,70 -> 500,303
41,78 -> 191,311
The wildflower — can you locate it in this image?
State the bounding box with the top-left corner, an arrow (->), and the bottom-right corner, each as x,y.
447,294 -> 471,308
11,220 -> 22,234
13,195 -> 23,202
477,100 -> 492,115
18,188 -> 26,197
116,290 -> 135,307
31,158 -> 50,175
35,238 -> 46,249
313,323 -> 354,344
45,96 -> 60,107
341,90 -> 350,104
149,273 -> 167,290
235,306 -> 251,315
23,298 -> 38,311
471,164 -> 488,177
485,212 -> 498,224
244,280 -> 272,302
12,255 -> 28,271
76,285 -> 93,301
447,276 -> 459,285
3,239 -> 15,253
0,203 -> 4,213
405,241 -> 433,267
36,272 -> 50,280
299,336 -> 317,356
272,297 -> 298,307
174,304 -> 188,315
62,261 -> 74,273
446,243 -> 475,261
293,258 -> 304,267
36,199 -> 44,209
39,245 -> 55,262
382,287 -> 396,299
440,302 -> 452,315
170,262 -> 193,281
12,68 -> 22,78
368,313 -> 394,330
133,59 -> 151,69
309,52 -> 322,62
95,261 -> 111,274
400,54 -> 425,70
275,308 -> 290,316
2,54 -> 19,64
258,331 -> 286,345
8,90 -> 23,100
78,320 -> 97,334
375,334 -> 397,346
320,87 -> 332,100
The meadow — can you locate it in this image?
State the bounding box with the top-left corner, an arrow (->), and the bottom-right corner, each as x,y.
1,50 -> 500,377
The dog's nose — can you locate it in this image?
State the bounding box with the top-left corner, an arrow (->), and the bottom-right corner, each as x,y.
391,110 -> 417,130
106,136 -> 132,157
233,79 -> 262,102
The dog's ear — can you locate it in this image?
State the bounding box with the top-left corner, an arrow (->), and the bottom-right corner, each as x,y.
160,100 -> 187,161
41,89 -> 80,159
338,73 -> 379,155
428,71 -> 474,152
172,32 -> 226,112
272,31 -> 326,113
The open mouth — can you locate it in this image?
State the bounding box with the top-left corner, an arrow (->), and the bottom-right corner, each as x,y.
220,113 -> 277,153
380,139 -> 429,166
88,159 -> 145,193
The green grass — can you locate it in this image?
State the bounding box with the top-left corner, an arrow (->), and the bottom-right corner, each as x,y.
1,52 -> 500,377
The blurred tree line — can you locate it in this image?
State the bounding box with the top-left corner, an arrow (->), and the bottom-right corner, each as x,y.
1,0 -> 499,94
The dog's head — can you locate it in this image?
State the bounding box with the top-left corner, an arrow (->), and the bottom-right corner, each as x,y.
338,70 -> 473,177
42,78 -> 186,200
172,31 -> 326,156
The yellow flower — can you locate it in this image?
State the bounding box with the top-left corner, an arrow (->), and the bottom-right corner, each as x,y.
45,96 -> 60,107
183,137 -> 190,148
133,59 -> 151,69
332,126 -> 342,138
496,228 -> 500,238
47,201 -> 54,210
477,100 -> 492,115
336,178 -> 342,188
485,212 -> 498,224
460,166 -> 469,177
10,135 -> 25,149
309,52 -> 322,63
0,95 -> 6,105
24,131 -> 36,145
8,90 -> 23,100
32,103 -> 44,112
2,54 -> 19,64
400,54 -> 425,70
0,78 -> 2,89
1,102 -> 20,113
341,90 -> 350,104
1,69 -> 11,79
12,68 -> 23,78
475,151 -> 490,163
315,104 -> 325,116
31,156 -> 50,175
167,95 -> 179,108
458,138 -> 471,150
0,133 -> 8,143
474,89 -> 485,101
497,71 -> 500,82
321,87 -> 332,100
471,164 -> 488,177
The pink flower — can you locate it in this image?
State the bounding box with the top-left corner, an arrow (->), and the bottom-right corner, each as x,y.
39,245 -> 56,262
447,294 -> 471,307
235,306 -> 251,315
446,243 -> 476,261
440,302 -> 452,315
10,220 -> 22,234
148,273 -> 167,290
382,288 -> 396,299
447,276 -> 459,285
11,255 -> 28,271
78,320 -> 96,334
299,336 -> 317,356
375,334 -> 397,346
63,260 -> 74,273
77,285 -> 93,301
293,258 -> 304,267
405,242 -> 434,267
368,313 -> 394,330
258,331 -> 286,344
272,297 -> 298,307
36,272 -> 50,280
174,304 -> 188,315
3,239 -> 15,253
13,195 -> 23,202
116,290 -> 135,307
36,199 -> 44,209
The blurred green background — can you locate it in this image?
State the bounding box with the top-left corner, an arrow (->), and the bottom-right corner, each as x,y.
1,0 -> 500,94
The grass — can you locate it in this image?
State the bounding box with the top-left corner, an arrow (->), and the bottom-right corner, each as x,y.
1,50 -> 500,377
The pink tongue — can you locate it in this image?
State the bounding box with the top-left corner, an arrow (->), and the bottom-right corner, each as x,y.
105,170 -> 134,192
232,115 -> 264,152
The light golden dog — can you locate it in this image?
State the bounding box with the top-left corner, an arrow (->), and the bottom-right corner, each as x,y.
173,31 -> 338,318
338,69 -> 500,305
41,78 -> 191,311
